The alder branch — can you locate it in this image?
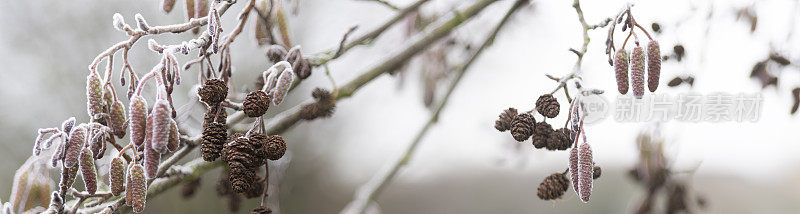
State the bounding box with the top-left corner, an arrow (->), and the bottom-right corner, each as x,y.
340,1 -> 528,213
88,2 -> 234,71
310,0 -> 432,66
549,0 -> 612,102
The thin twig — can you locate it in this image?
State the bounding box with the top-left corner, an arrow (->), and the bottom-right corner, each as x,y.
341,1 -> 526,213
310,0 -> 432,66
357,0 -> 400,11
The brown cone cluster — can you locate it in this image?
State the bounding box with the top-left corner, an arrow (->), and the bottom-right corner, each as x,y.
494,108 -> 517,132
536,94 -> 560,118
199,79 -> 228,105
252,206 -> 272,214
299,88 -> 336,120
537,173 -> 570,200
510,113 -> 535,142
244,90 -> 271,117
249,133 -> 269,167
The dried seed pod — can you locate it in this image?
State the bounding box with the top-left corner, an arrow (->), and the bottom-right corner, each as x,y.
252,206 -> 272,214
546,128 -> 571,151
569,147 -> 579,197
267,45 -> 288,62
198,79 -> 228,105
243,90 -> 271,117
536,94 -> 560,118
266,135 -> 287,160
647,40 -> 661,92
129,95 -> 148,148
614,49 -> 630,94
144,115 -> 160,179
181,178 -> 201,199
109,100 -> 127,138
536,173 -> 570,200
201,123 -> 226,161
593,166 -> 602,180
86,72 -> 104,117
126,163 -> 147,213
79,147 -> 97,194
109,157 -> 126,196
494,108 -> 517,132
151,99 -> 171,153
578,142 -> 594,203
167,119 -> 179,151
204,105 -> 227,127
249,133 -> 269,167
510,113 -> 535,142
631,46 -> 646,99
162,0 -> 176,13
271,69 -> 295,106
64,124 -> 88,168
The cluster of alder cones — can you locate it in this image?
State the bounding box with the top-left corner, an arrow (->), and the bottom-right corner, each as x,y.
494,94 -> 602,202
495,94 -> 572,151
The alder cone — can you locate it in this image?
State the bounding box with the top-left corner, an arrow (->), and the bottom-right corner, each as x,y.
243,90 -> 270,117
536,94 -> 560,118
631,46 -> 646,99
151,99 -> 171,153
647,40 -> 662,92
86,72 -> 104,117
129,95 -> 148,148
228,163 -> 256,193
614,49 -> 630,94
537,173 -> 570,200
109,157 -> 126,196
79,147 -> 97,194
578,142 -> 594,203
64,124 -> 88,168
510,113 -> 535,142
201,123 -> 226,161
224,136 -> 257,169
243,175 -> 264,198
249,133 -> 269,167
126,163 -> 147,213
494,108 -> 517,132
266,135 -> 287,160
110,100 -> 127,138
199,79 -> 228,105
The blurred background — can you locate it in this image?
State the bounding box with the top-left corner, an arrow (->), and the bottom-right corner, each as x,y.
1,0 -> 800,213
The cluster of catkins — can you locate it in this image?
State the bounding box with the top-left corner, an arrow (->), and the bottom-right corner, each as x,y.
614,40 -> 661,99
32,66 -> 183,212
494,94 -> 601,203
